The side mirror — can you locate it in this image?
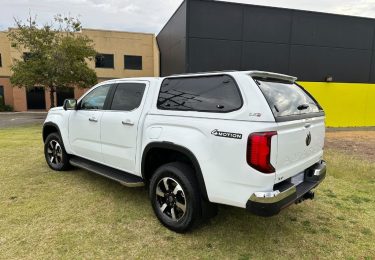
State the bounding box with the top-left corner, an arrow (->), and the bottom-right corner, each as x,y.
63,99 -> 77,111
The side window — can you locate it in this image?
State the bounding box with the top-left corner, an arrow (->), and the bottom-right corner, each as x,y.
80,84 -> 111,110
110,83 -> 146,111
157,75 -> 243,112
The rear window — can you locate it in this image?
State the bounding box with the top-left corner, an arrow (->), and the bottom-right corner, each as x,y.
254,78 -> 323,120
157,75 -> 242,113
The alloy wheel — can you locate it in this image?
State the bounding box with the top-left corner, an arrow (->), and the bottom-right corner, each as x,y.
47,140 -> 63,166
156,177 -> 187,221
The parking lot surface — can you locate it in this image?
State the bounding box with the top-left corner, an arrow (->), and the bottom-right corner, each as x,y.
0,112 -> 47,128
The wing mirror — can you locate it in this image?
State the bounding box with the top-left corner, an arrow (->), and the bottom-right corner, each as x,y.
63,99 -> 77,110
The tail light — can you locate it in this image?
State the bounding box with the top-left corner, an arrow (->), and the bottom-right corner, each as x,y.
247,131 -> 277,174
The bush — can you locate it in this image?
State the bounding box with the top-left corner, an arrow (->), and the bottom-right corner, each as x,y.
0,96 -> 13,112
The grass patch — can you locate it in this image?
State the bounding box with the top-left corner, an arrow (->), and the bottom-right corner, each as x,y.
0,125 -> 374,259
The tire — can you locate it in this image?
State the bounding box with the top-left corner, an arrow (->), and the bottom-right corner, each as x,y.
149,162 -> 203,233
44,132 -> 70,171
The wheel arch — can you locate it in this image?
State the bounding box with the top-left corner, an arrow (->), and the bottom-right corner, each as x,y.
141,142 -> 209,201
42,122 -> 62,142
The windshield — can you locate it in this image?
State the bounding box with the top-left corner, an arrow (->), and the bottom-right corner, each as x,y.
254,78 -> 322,118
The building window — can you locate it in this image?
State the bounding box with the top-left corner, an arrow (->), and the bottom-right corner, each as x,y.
95,54 -> 114,68
124,55 -> 142,70
0,53 -> 2,67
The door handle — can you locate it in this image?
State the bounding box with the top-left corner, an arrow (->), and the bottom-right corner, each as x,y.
89,117 -> 98,122
304,123 -> 311,128
122,119 -> 134,126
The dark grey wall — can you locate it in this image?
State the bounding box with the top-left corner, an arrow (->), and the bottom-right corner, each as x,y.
157,1 -> 187,76
157,0 -> 375,83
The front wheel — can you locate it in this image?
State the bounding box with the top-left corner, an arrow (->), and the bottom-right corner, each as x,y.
44,133 -> 70,171
149,162 -> 202,233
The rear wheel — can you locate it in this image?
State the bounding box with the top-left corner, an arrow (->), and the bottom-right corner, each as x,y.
149,162 -> 202,233
44,133 -> 70,171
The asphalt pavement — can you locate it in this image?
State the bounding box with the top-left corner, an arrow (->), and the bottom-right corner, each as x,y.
0,112 -> 47,128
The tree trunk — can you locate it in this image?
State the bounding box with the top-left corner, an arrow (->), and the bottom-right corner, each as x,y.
49,86 -> 55,109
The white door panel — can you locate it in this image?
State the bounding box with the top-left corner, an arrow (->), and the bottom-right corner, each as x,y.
68,110 -> 104,162
68,83 -> 112,163
100,82 -> 147,174
101,111 -> 141,173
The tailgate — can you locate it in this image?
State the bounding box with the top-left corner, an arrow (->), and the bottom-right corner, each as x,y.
275,116 -> 325,184
251,74 -> 326,184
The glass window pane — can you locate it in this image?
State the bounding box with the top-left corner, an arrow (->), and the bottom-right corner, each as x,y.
81,84 -> 111,110
124,55 -> 142,70
111,83 -> 146,111
157,75 -> 242,112
255,79 -> 321,118
95,54 -> 114,68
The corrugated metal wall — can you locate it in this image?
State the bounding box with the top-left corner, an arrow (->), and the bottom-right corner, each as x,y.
157,0 -> 375,127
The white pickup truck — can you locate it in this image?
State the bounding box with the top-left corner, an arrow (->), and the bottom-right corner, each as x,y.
43,71 -> 326,232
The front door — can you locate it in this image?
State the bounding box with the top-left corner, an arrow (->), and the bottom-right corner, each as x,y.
101,82 -> 147,174
68,84 -> 112,162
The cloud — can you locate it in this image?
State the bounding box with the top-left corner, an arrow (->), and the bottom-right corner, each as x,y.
0,0 -> 184,33
333,0 -> 375,16
0,0 -> 374,34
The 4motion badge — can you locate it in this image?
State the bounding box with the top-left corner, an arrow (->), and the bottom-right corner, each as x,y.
211,129 -> 242,140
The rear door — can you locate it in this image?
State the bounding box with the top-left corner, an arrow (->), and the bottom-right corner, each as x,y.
255,78 -> 325,183
100,82 -> 147,174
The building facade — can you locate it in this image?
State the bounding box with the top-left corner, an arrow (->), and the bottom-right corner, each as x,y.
0,29 -> 160,111
157,0 -> 375,127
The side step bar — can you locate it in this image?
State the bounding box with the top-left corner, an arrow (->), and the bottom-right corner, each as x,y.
70,156 -> 144,187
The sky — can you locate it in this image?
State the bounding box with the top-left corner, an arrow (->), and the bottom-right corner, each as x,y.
0,0 -> 375,34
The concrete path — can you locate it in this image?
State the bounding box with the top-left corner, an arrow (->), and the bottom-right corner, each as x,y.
0,112 -> 47,128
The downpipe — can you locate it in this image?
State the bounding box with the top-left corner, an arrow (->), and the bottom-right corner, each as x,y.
295,191 -> 315,204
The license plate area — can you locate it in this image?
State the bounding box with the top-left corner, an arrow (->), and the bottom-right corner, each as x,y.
291,172 -> 304,186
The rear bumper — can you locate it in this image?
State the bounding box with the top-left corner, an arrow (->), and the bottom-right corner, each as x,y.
246,160 -> 326,217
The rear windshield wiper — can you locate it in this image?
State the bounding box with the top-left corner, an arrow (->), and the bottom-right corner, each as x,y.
297,104 -> 309,110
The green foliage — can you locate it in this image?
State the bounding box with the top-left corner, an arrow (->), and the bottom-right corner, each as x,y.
7,14 -> 97,107
0,96 -> 13,112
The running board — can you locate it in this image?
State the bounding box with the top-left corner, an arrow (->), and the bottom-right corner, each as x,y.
70,156 -> 144,187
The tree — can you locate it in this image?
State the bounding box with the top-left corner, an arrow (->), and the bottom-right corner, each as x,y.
8,15 -> 97,108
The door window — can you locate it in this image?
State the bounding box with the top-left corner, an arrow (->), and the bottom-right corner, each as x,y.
80,84 -> 111,110
110,83 -> 146,111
